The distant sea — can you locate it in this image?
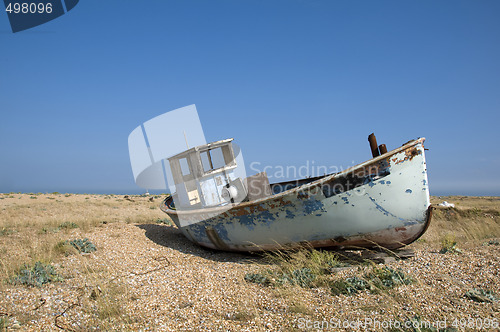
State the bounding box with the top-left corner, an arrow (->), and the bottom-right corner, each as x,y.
4,189 -> 499,197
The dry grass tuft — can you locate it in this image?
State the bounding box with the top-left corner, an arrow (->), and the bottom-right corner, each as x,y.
245,248 -> 344,289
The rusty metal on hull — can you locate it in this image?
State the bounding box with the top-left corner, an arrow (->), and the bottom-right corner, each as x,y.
161,138 -> 431,252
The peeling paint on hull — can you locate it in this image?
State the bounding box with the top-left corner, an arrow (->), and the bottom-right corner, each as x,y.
160,138 -> 431,252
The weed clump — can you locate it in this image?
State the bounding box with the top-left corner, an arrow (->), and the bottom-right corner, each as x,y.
244,247 -> 415,298
0,317 -> 7,329
330,276 -> 370,295
366,266 -> 413,289
465,288 -> 499,303
59,221 -> 79,229
245,249 -> 343,288
439,234 -> 461,254
10,261 -> 62,287
54,240 -> 76,256
244,272 -> 270,285
273,267 -> 317,287
226,311 -> 255,321
330,267 -> 413,296
0,228 -> 14,236
156,218 -> 172,225
69,238 -> 97,253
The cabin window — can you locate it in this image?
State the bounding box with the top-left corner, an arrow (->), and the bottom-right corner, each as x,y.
179,158 -> 190,176
210,147 -> 226,169
200,151 -> 212,173
200,148 -> 226,173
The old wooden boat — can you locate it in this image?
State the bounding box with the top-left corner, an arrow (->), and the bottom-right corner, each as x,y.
160,134 -> 431,252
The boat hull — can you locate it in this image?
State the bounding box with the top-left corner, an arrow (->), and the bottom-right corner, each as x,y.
161,138 -> 431,252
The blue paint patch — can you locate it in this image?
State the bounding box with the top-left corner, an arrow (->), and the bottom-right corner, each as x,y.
258,210 -> 277,222
403,220 -> 419,226
315,214 -> 322,217
405,189 -> 413,194
188,223 -> 209,242
368,181 -> 376,188
341,197 -> 349,204
380,180 -> 385,184
213,223 -> 231,242
422,179 -> 427,185
368,196 -> 404,221
302,199 -> 325,215
234,214 -> 258,230
285,209 -> 296,219
228,209 -> 278,230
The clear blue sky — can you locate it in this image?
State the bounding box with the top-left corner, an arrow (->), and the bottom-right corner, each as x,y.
1,0 -> 499,195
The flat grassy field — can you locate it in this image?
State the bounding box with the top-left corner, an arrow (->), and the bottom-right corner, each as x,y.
0,193 -> 499,331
